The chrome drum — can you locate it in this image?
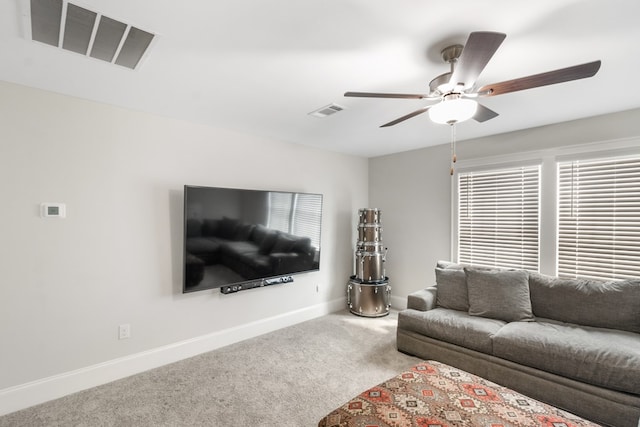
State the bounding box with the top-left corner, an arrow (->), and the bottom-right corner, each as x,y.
356,241 -> 385,253
357,224 -> 383,243
355,250 -> 386,282
358,208 -> 382,225
347,277 -> 391,317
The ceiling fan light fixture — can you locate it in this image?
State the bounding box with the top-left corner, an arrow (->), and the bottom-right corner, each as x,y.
428,96 -> 477,124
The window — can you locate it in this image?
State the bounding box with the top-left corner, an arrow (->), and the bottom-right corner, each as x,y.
268,192 -> 322,249
458,165 -> 540,270
291,193 -> 322,249
557,155 -> 640,280
268,192 -> 293,232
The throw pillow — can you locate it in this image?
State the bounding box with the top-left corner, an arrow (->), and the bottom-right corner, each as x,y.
271,234 -> 297,253
234,223 -> 255,241
465,267 -> 534,322
258,230 -> 279,255
217,217 -> 239,239
529,272 -> 640,333
435,267 -> 469,311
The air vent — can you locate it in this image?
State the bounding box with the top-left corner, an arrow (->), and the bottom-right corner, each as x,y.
29,0 -> 155,70
308,103 -> 345,118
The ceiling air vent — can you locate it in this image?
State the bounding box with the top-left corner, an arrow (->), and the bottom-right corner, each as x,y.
29,0 -> 155,70
308,103 -> 345,118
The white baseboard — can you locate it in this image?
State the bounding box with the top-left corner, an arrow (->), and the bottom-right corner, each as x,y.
390,294 -> 407,310
0,297 -> 347,416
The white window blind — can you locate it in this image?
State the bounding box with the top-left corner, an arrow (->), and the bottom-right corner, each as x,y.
458,165 -> 540,271
557,156 -> 640,280
267,192 -> 293,232
292,193 -> 322,249
268,192 -> 322,249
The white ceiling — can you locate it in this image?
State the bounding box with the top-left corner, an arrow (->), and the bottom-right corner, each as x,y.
1,0 -> 639,157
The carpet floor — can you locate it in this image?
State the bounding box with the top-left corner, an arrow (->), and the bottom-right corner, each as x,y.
0,309 -> 421,426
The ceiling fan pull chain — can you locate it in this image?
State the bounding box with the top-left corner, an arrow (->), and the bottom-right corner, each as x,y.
450,123 -> 457,176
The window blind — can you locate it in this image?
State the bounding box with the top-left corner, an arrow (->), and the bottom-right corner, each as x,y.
292,193 -> 322,249
268,192 -> 322,249
268,192 -> 293,232
557,156 -> 640,280
458,165 -> 540,271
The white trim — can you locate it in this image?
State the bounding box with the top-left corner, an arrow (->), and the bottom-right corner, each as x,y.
456,158 -> 543,175
390,294 -> 407,310
0,297 -> 346,416
456,136 -> 640,170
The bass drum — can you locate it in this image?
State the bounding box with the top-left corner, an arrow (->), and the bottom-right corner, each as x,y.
347,277 -> 390,317
355,250 -> 386,282
358,208 -> 382,225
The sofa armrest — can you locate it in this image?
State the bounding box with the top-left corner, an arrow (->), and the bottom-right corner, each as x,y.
407,286 -> 437,311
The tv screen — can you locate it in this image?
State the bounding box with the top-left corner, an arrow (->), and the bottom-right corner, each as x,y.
183,186 -> 323,293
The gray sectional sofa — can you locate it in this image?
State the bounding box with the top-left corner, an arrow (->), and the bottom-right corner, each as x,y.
397,261 -> 640,427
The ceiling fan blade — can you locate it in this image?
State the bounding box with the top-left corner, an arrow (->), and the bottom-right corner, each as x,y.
449,31 -> 506,90
344,91 -> 428,99
473,103 -> 499,123
380,106 -> 431,127
477,60 -> 601,97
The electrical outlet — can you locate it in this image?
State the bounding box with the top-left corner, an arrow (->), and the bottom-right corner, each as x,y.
118,324 -> 131,340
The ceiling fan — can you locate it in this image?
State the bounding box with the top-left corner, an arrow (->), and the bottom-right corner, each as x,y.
345,31 -> 601,128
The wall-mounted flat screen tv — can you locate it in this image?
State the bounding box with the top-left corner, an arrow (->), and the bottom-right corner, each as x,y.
183,185 -> 323,293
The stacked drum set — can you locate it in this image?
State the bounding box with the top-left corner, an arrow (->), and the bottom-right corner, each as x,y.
347,208 -> 391,317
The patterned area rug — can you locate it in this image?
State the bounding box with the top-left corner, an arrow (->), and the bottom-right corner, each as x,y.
318,360 -> 602,427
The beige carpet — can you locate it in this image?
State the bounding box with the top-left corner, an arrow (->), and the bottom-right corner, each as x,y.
0,310 -> 421,426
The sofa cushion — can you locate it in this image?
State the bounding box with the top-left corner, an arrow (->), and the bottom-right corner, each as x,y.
271,233 -> 297,253
222,240 -> 259,256
251,225 -> 270,245
185,237 -> 221,254
436,260 -> 462,269
465,268 -> 534,322
258,230 -> 279,255
291,236 -> 312,254
529,272 -> 640,334
397,307 -> 505,354
492,319 -> 640,395
435,267 -> 469,311
216,217 -> 239,239
233,223 -> 255,241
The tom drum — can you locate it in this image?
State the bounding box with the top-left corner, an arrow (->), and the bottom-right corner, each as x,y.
357,224 -> 383,243
355,250 -> 386,282
358,208 -> 382,225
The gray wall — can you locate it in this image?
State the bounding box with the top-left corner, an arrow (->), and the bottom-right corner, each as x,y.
369,143 -> 453,300
0,81 -> 368,401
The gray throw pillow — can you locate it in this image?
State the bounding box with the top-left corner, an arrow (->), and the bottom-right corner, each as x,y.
529,272 -> 640,333
435,267 -> 468,311
465,267 -> 534,322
